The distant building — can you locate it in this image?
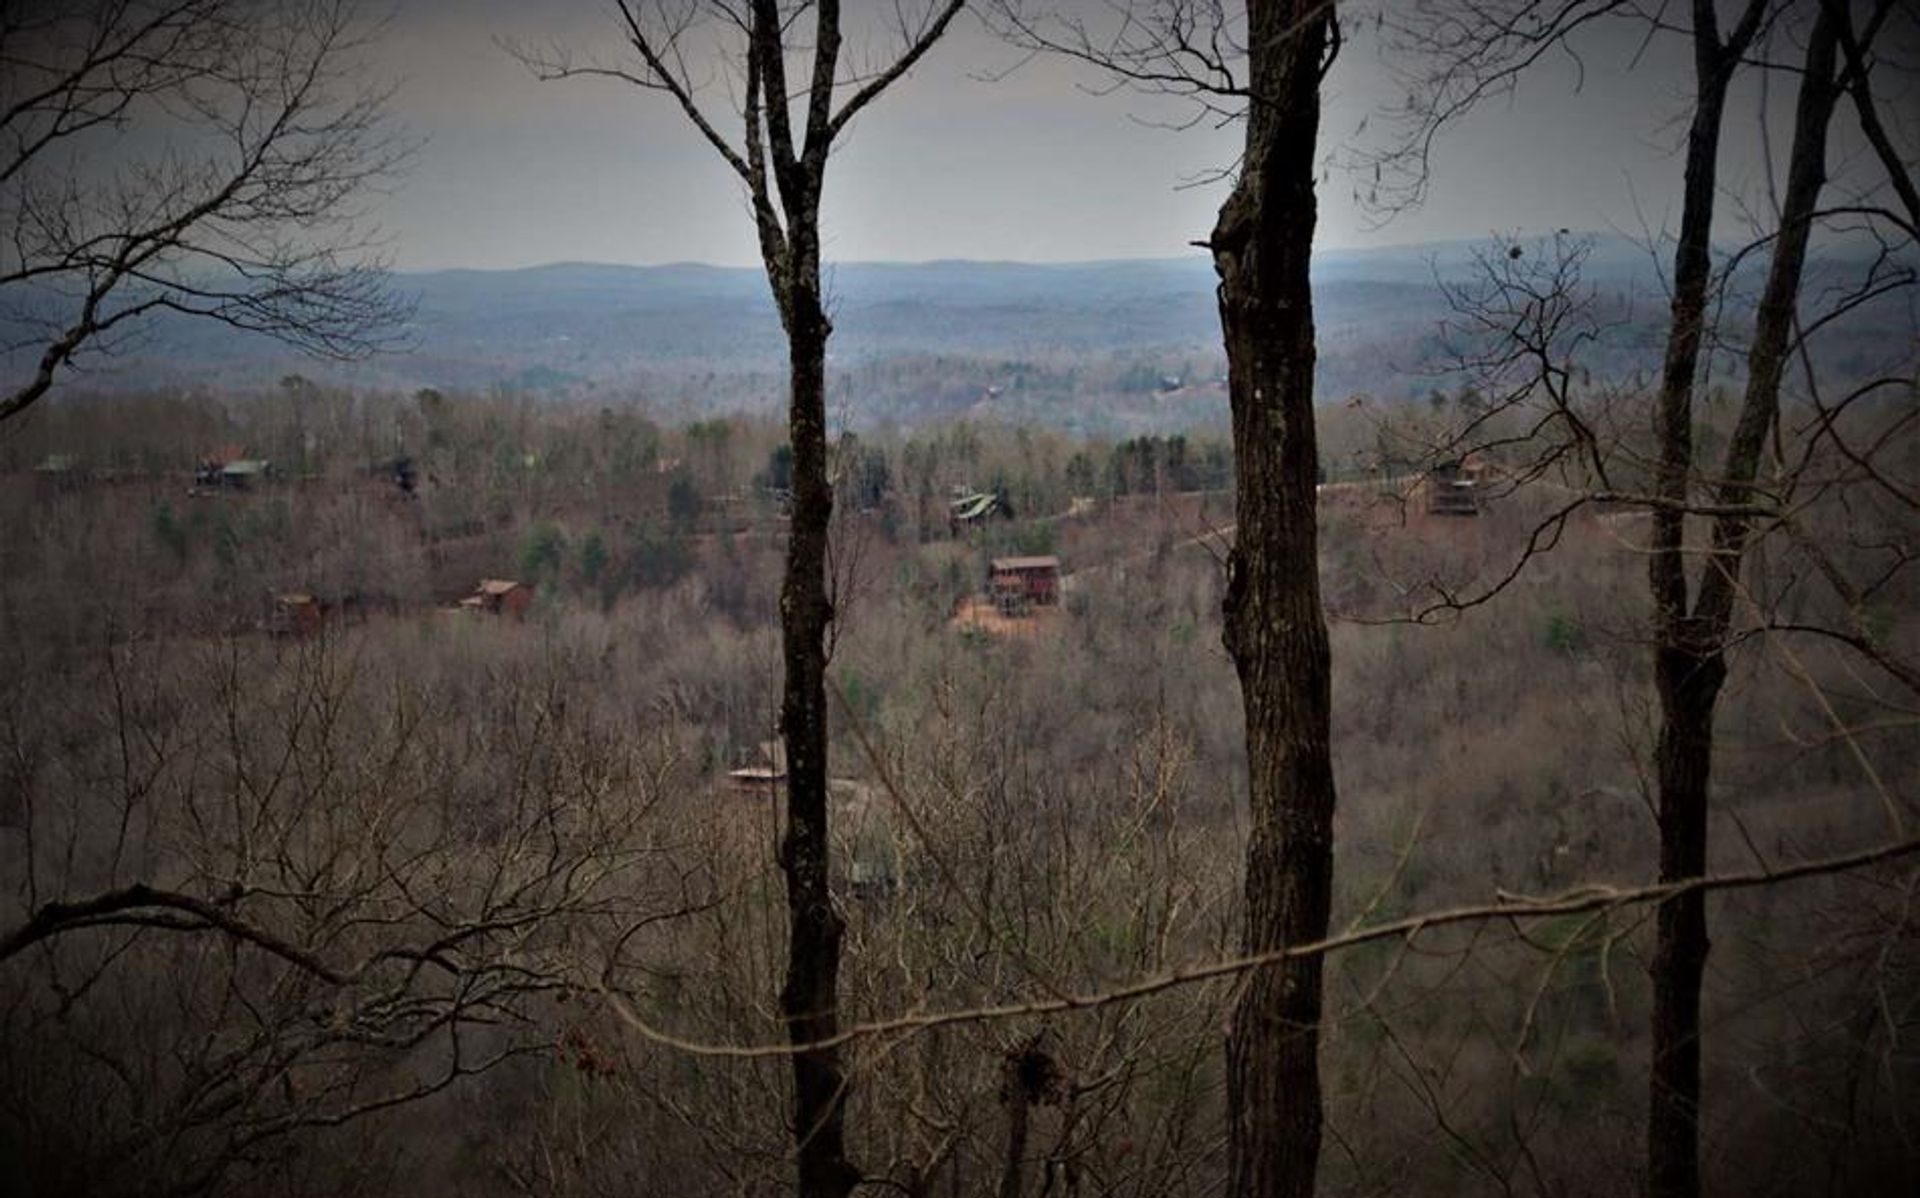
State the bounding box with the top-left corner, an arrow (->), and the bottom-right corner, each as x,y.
220,459 -> 273,488
949,489 -> 1010,533
459,578 -> 533,619
265,591 -> 326,638
194,444 -> 245,488
727,740 -> 788,797
195,451 -> 272,490
1426,458 -> 1484,517
989,555 -> 1061,616
33,454 -> 81,492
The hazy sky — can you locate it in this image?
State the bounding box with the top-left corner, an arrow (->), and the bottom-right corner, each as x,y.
362,1 -> 1818,271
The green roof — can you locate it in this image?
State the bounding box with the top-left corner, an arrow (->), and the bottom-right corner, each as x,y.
951,493 -> 998,520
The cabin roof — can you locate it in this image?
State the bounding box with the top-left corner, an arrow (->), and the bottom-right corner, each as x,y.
951,493 -> 999,520
990,555 -> 1061,572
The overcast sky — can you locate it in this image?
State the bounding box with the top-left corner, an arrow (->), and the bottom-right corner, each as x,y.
361,1 -> 1837,271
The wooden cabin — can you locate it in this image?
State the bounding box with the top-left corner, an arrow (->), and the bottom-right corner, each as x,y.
459,578 -> 533,619
1426,459 -> 1484,517
949,489 -> 1010,534
989,556 -> 1062,616
266,591 -> 325,638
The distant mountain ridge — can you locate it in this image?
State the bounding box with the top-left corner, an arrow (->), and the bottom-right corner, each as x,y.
7,233 -> 1906,432
55,235 -> 1652,376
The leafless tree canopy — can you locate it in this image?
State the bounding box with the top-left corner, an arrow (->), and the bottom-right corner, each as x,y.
988,0 -> 1258,132
0,0 -> 411,424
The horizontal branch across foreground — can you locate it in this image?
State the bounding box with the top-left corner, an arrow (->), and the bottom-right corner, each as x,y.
599,833 -> 1920,1057
5,835 -> 1915,1056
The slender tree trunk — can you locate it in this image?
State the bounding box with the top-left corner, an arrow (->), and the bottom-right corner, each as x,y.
1644,15 -> 1742,1196
998,1091 -> 1031,1198
774,217 -> 859,1198
1647,640 -> 1725,1198
1647,10 -> 1838,1197
1213,5 -> 1336,1196
1647,1 -> 1746,646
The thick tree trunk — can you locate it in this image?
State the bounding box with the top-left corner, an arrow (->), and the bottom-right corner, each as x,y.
1213,5 -> 1336,1197
1646,11 -> 1838,1198
775,246 -> 858,1198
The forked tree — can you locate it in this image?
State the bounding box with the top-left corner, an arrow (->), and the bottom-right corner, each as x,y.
1376,3 -> 1915,1194
1645,15 -> 1855,1194
517,3 -> 964,1193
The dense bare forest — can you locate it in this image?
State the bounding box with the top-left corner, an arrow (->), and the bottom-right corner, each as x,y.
3,376 -> 1913,1194
3,1 -> 1917,1197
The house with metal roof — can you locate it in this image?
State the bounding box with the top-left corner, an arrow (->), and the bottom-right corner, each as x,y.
949,488 -> 1011,533
204,458 -> 274,490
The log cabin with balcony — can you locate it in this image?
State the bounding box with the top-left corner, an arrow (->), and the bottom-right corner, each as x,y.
989,555 -> 1062,616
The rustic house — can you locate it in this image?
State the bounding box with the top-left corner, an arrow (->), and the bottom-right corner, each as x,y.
1426,458 -> 1484,517
265,591 -> 326,638
727,740 -> 788,796
221,459 -> 274,489
459,578 -> 533,619
989,556 -> 1062,616
194,445 -> 258,489
949,489 -> 1010,533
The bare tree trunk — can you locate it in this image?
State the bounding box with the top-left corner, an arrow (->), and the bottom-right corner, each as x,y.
1212,5 -> 1336,1196
1647,9 -> 1839,1197
998,1090 -> 1031,1198
1647,0 -> 1761,656
1647,643 -> 1724,1198
1644,12 -> 1752,1197
773,229 -> 860,1198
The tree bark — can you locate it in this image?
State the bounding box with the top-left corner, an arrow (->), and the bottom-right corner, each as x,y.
997,1090 -> 1031,1198
1644,11 -> 1749,1196
1647,9 -> 1839,1197
749,4 -> 855,1181
1647,0 -> 1760,642
772,226 -> 860,1198
1213,5 -> 1336,1197
1647,640 -> 1725,1198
